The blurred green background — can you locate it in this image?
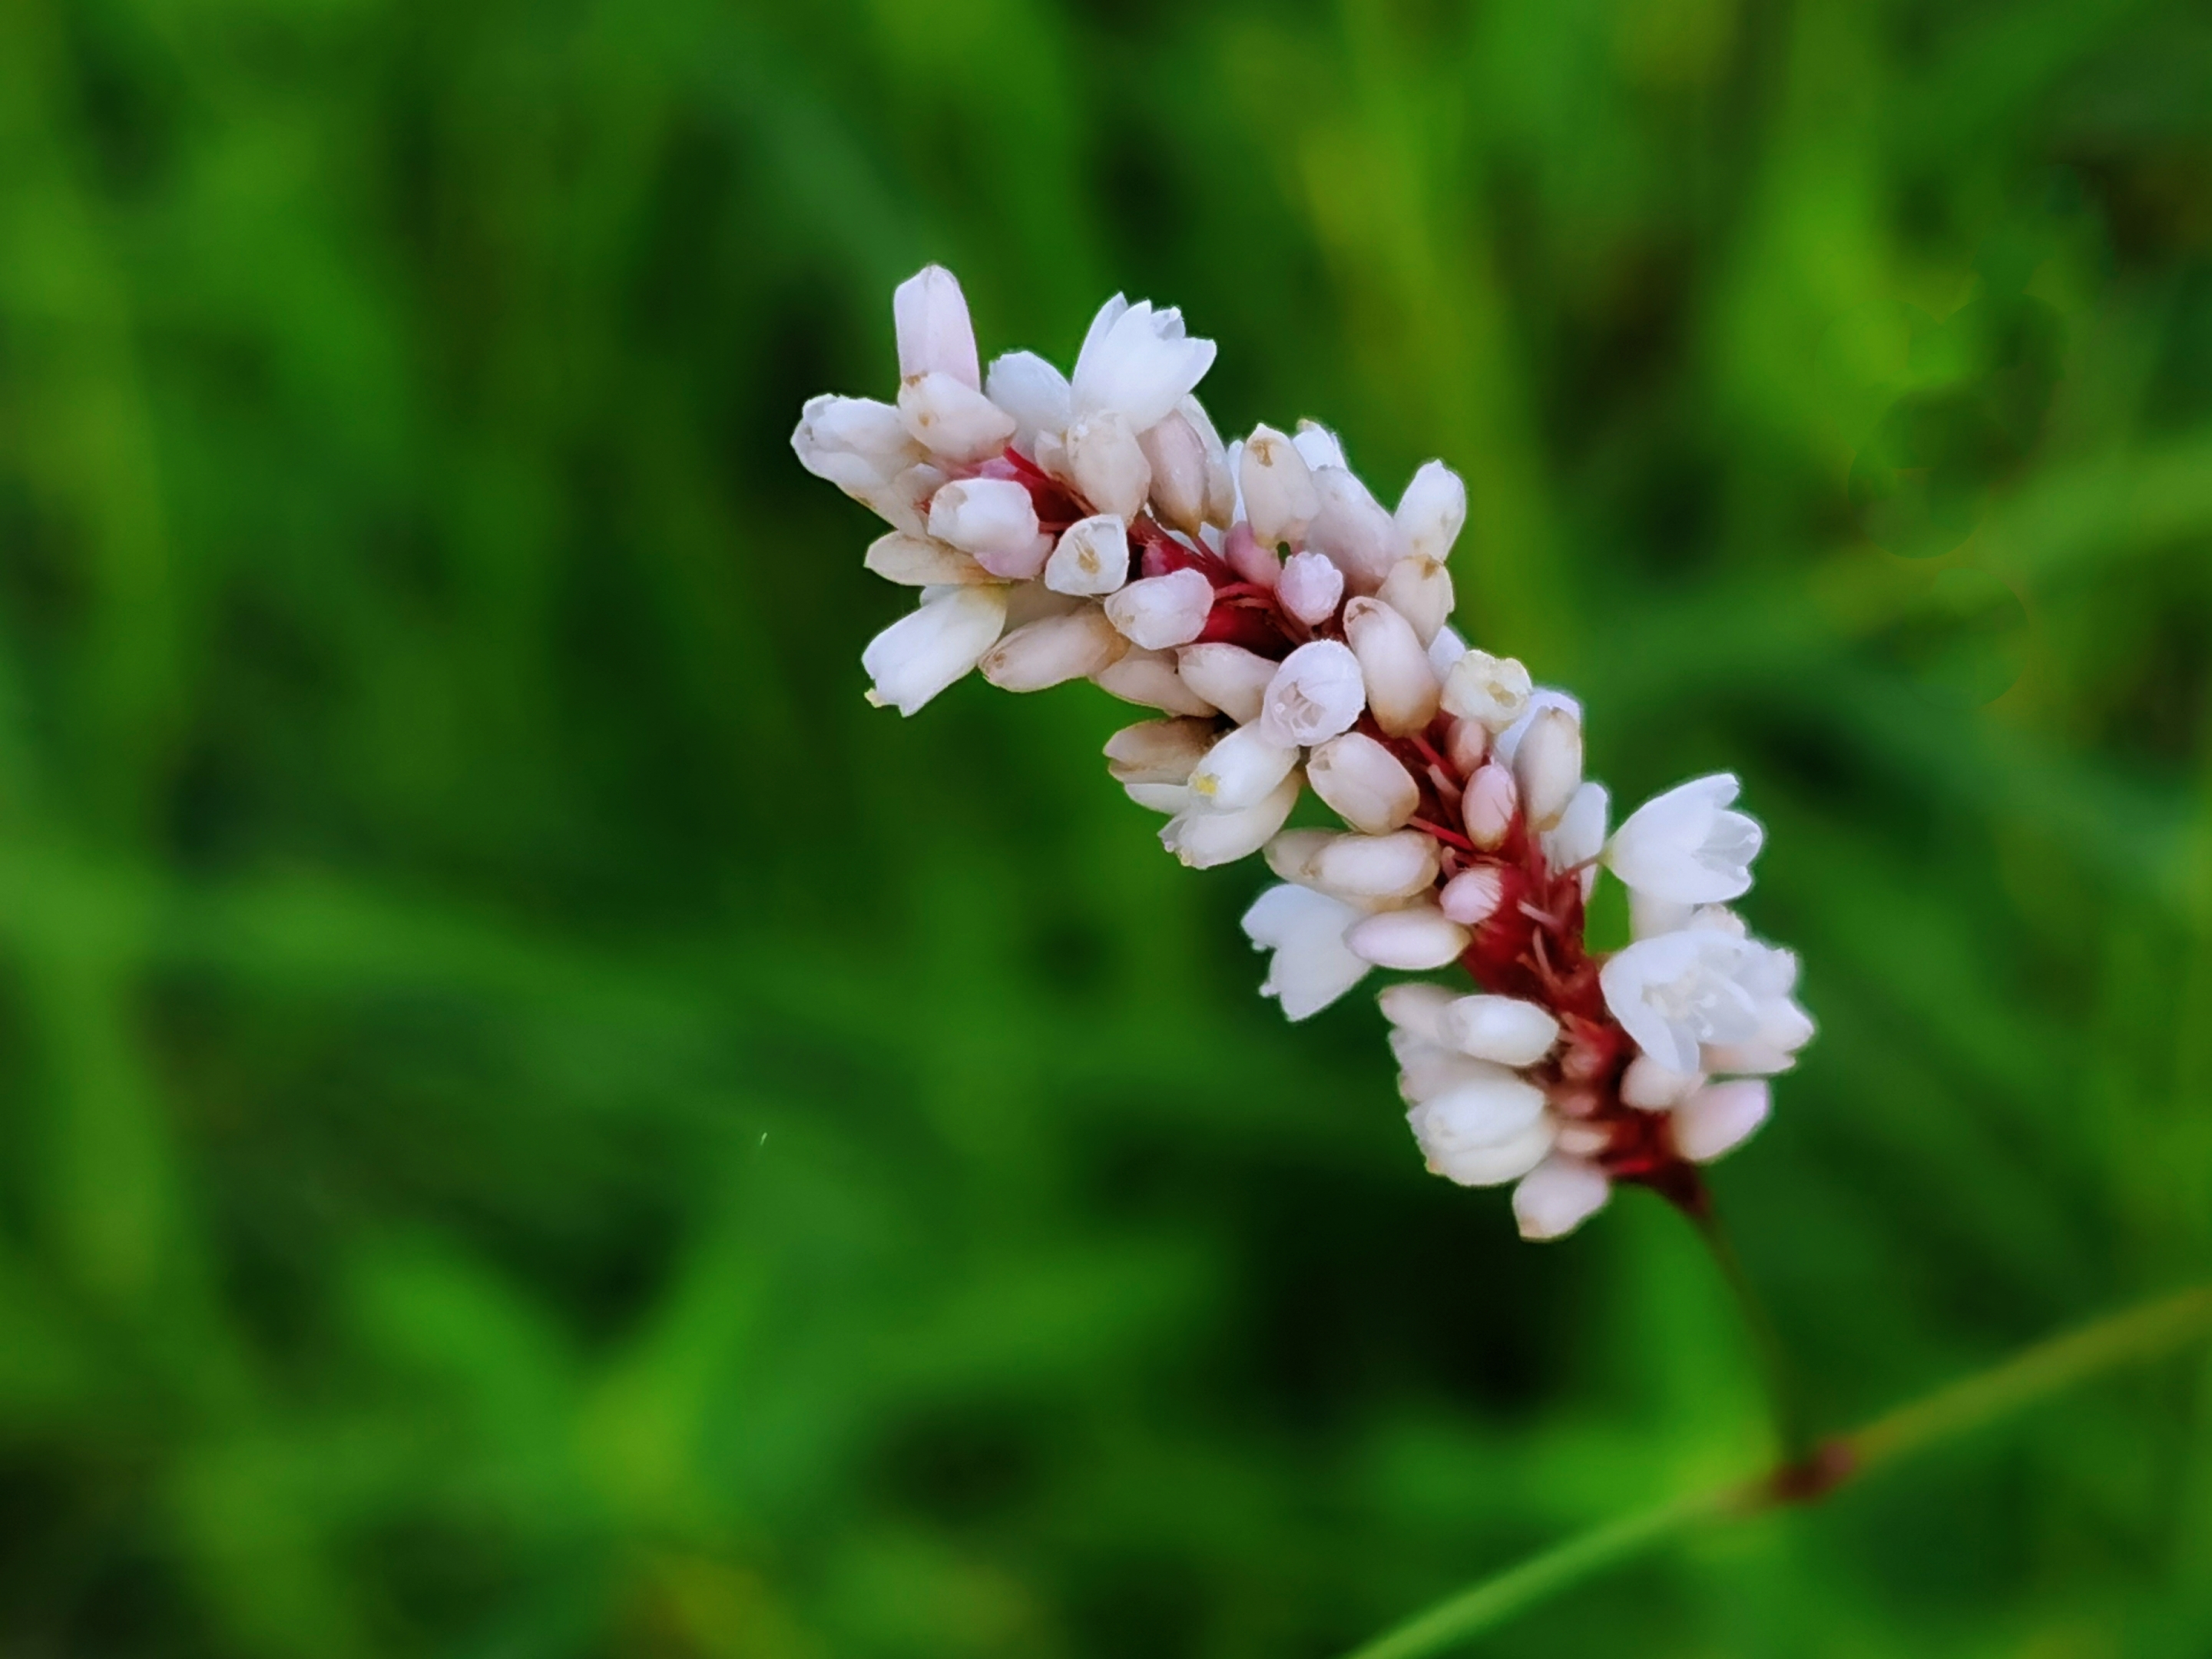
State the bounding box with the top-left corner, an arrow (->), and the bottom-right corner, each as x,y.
2,0 -> 2210,1652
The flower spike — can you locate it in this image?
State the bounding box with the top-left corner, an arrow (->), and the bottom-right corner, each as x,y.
796,267 -> 1814,1240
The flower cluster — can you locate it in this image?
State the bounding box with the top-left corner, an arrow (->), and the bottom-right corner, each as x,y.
794,267 -> 1813,1240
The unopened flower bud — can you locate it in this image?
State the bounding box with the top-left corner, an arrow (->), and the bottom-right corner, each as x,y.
1223,521 -> 1280,588
1292,420 -> 1346,471
897,371 -> 1018,464
1438,865 -> 1505,925
1376,555 -> 1455,645
1240,425 -> 1319,546
1175,644 -> 1277,724
1440,650 -> 1533,730
864,532 -> 992,586
1307,732 -> 1419,833
1378,982 -> 1458,1044
1189,722 -> 1300,811
862,584 -> 1009,716
928,478 -> 1045,578
1277,550 -> 1344,626
1513,705 -> 1584,832
1620,1055 -> 1704,1110
1065,410 -> 1153,520
893,265 -> 981,389
984,350 -> 1071,452
1394,459 -> 1467,565
1093,647 -> 1217,715
1161,772 -> 1301,869
1124,780 -> 1194,814
1445,717 -> 1488,777
1105,568 -> 1215,650
1045,514 -> 1131,597
1263,828 -> 1333,886
1343,598 -> 1441,737
1309,466 -> 1399,593
793,394 -> 923,494
1258,639 -> 1366,747
1409,1099 -> 1554,1187
1312,830 -> 1441,903
980,604 -> 1126,692
1512,1156 -> 1610,1240
1462,763 -> 1518,849
1671,1079 -> 1772,1162
1439,995 -> 1560,1067
1183,399 -> 1238,528
1104,717 -> 1216,784
1343,906 -> 1470,969
1139,409 -> 1211,535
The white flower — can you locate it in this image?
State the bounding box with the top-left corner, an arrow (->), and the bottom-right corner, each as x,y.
1700,939 -> 1815,1075
1094,647 -> 1217,716
1277,551 -> 1346,626
1188,722 -> 1300,811
1258,641 -> 1366,747
1306,830 -> 1440,903
984,350 -> 1071,452
863,532 -> 991,587
1408,1099 -> 1555,1188
1395,459 -> 1467,565
1542,780 -> 1610,898
1439,650 -> 1532,730
1343,598 -> 1441,737
1512,1156 -> 1611,1240
1604,774 -> 1765,905
1291,420 -> 1346,471
1044,514 -> 1131,597
1103,717 -> 1214,784
1105,568 -> 1215,650
894,265 -> 982,389
1071,296 -> 1217,432
1306,732 -> 1419,833
1160,771 -> 1300,868
861,584 -> 1009,716
1138,406 -> 1220,534
1242,883 -> 1372,1019
1598,928 -> 1763,1074
1492,689 -> 1581,767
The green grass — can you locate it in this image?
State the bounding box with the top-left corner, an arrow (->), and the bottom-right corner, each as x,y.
2,0 -> 2210,1653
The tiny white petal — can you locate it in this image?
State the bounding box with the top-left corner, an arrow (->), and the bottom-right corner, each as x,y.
1307,732 -> 1420,833
1599,930 -> 1763,1075
1492,689 -> 1582,768
1343,907 -> 1469,969
893,265 -> 981,389
1672,1079 -> 1772,1163
1513,1156 -> 1611,1240
1291,420 -> 1346,471
1065,409 -> 1153,520
1307,466 -> 1399,593
792,394 -> 923,494
1045,514 -> 1131,597
1426,624 -> 1469,686
1242,884 -> 1373,1020
1175,644 -> 1278,725
1604,773 -> 1766,906
1124,780 -> 1194,814
1105,568 -> 1216,650
860,584 -> 1009,716
1258,640 -> 1367,747
1543,781 -> 1610,898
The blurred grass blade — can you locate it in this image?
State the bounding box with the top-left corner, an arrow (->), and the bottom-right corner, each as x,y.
1344,1283 -> 2212,1659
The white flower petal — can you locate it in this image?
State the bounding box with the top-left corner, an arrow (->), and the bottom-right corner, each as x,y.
860,585 -> 1009,716
1343,907 -> 1469,969
894,265 -> 981,389
1045,514 -> 1131,597
1242,884 -> 1373,1020
1604,773 -> 1765,905
1105,568 -> 1216,650
1513,1156 -> 1611,1240
1258,640 -> 1366,747
1672,1079 -> 1772,1162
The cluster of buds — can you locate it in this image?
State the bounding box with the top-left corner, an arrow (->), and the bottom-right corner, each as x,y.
794,267 -> 1813,1240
